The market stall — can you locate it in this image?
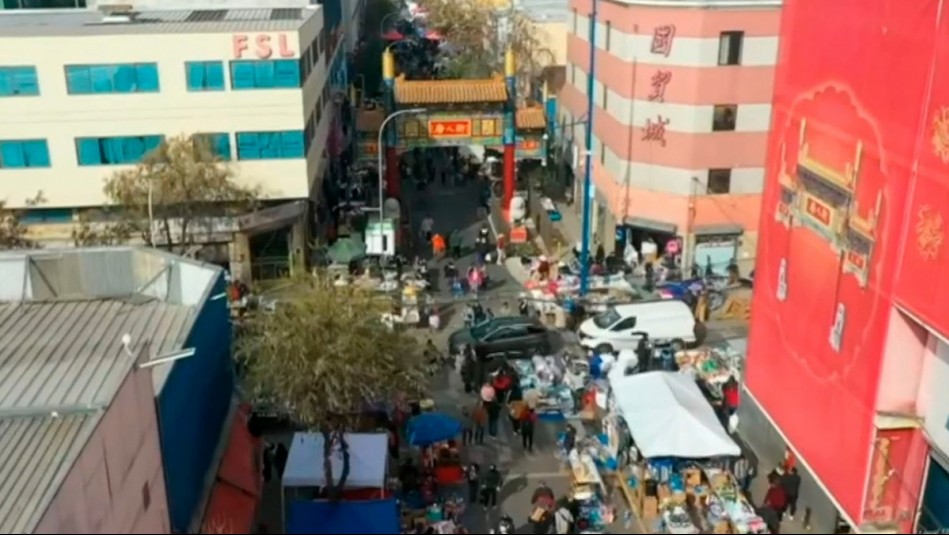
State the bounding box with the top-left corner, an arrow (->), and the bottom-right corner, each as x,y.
605,372 -> 763,533
282,433 -> 393,533
567,448 -> 614,533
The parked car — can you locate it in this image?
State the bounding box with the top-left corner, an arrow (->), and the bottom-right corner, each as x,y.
448,316 -> 551,358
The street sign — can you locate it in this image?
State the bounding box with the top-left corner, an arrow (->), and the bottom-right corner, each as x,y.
428,119 -> 471,138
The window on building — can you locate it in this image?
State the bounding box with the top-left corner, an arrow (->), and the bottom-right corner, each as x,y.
712,105 -> 737,131
2,0 -> 87,8
569,65 -> 575,85
601,84 -> 609,110
0,139 -> 50,168
0,66 -> 39,96
707,169 -> 732,194
718,31 -> 744,65
142,483 -> 151,511
235,131 -> 305,160
75,135 -> 164,166
64,63 -> 159,94
194,133 -> 231,160
315,95 -> 323,124
184,61 -> 225,92
304,113 -> 316,155
18,208 -> 74,225
301,48 -> 312,82
605,21 -> 612,51
229,60 -> 301,90
599,139 -> 606,165
571,9 -> 577,33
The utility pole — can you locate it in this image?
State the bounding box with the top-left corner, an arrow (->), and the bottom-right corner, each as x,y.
579,0 -> 598,296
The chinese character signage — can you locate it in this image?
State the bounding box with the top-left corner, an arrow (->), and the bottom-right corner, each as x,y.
648,71 -> 672,102
642,115 -> 670,146
429,120 -> 472,138
916,204 -> 944,260
931,106 -> 949,163
650,25 -> 675,57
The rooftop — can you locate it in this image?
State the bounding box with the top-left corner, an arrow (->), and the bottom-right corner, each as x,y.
0,7 -> 317,37
0,247 -> 222,534
394,75 -> 508,105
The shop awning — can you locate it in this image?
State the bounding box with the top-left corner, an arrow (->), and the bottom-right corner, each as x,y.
238,200 -> 307,235
201,405 -> 262,534
609,371 -> 740,458
693,223 -> 744,237
623,217 -> 677,235
283,433 -> 388,488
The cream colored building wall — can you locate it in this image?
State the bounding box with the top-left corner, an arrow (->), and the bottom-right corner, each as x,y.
0,17 -> 333,211
532,21 -> 568,67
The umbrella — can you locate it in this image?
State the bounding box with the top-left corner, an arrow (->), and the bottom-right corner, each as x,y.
424,30 -> 443,40
382,30 -> 405,41
407,412 -> 462,446
327,237 -> 367,264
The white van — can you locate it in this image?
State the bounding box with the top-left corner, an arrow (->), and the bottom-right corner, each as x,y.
578,300 -> 700,353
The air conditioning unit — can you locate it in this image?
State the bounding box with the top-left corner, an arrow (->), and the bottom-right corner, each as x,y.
98,3 -> 134,23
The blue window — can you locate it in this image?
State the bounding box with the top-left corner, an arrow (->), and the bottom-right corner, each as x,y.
75,135 -> 164,165
195,133 -> 231,160
185,61 -> 225,92
235,131 -> 304,160
0,66 -> 39,96
0,139 -> 50,168
65,63 -> 160,94
229,60 -> 300,90
19,208 -> 74,225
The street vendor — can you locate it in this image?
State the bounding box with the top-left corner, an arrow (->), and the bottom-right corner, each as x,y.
531,481 -> 556,509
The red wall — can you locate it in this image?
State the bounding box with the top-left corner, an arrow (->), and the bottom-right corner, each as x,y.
747,0 -> 945,524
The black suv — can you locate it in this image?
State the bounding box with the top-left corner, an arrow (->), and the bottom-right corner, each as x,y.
448,316 -> 552,358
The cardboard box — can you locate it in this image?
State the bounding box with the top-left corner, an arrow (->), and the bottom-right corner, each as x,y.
643,496 -> 659,517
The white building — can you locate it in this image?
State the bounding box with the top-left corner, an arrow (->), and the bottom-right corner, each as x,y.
0,7 -> 340,273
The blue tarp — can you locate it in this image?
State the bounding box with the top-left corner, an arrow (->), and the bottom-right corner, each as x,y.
406,412 -> 462,446
287,499 -> 400,534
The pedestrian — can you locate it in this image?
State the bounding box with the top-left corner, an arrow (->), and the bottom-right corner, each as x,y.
722,375 -> 740,416
449,229 -> 463,258
274,442 -> 288,478
481,464 -> 502,509
508,398 -> 526,435
471,401 -> 487,445
465,463 -> 481,503
521,407 -> 538,453
428,306 -> 441,332
432,233 -> 446,258
421,215 -> 434,242
554,503 -> 574,534
496,233 -> 507,265
486,396 -> 502,437
781,466 -> 802,520
764,473 -> 789,519
461,407 -> 474,445
732,455 -> 755,492
500,301 -> 511,317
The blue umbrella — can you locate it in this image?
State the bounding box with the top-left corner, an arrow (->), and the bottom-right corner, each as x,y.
406,412 -> 462,446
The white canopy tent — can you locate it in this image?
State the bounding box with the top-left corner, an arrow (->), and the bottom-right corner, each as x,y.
282,432 -> 389,488
610,371 -> 741,459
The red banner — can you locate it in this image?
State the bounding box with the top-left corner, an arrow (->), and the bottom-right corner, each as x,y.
746,0 -> 943,523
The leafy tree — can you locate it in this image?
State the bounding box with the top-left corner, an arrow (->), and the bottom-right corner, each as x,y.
0,191 -> 47,250
238,276 -> 428,498
101,134 -> 260,251
419,0 -> 548,92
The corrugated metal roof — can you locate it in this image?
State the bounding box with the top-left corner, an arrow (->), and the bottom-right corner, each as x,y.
0,415 -> 96,534
0,246 -> 218,534
0,7 -> 316,37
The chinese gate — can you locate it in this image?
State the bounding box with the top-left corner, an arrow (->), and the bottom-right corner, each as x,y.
353,48 -> 547,210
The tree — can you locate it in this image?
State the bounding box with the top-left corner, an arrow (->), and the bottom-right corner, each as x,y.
237,276 -> 428,498
419,0 -> 550,95
0,191 -> 48,250
100,134 -> 260,251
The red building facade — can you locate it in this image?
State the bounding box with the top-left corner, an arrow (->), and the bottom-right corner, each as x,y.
744,0 -> 949,532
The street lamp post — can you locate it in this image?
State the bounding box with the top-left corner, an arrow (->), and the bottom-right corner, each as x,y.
147,180 -> 155,246
376,108 -> 427,216
579,0 -> 599,296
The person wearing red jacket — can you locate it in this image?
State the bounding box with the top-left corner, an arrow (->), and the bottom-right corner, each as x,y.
520,408 -> 538,453
722,376 -> 740,416
763,474 -> 789,519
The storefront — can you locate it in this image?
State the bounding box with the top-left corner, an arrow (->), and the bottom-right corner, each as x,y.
918,338 -> 949,531
691,225 -> 743,277
617,217 -> 678,264
919,456 -> 949,532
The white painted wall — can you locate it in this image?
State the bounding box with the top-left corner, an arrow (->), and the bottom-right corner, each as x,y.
0,17 -> 333,209
576,14 -> 779,67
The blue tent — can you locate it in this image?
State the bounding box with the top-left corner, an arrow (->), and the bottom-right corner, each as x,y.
406,412 -> 462,446
287,499 -> 400,534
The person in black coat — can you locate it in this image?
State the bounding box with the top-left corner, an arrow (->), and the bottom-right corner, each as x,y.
780,467 -> 802,519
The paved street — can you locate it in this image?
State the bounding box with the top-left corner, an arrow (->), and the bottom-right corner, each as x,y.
406,169 -> 641,534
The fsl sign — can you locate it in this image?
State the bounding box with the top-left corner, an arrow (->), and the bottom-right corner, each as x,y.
232,34 -> 295,59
